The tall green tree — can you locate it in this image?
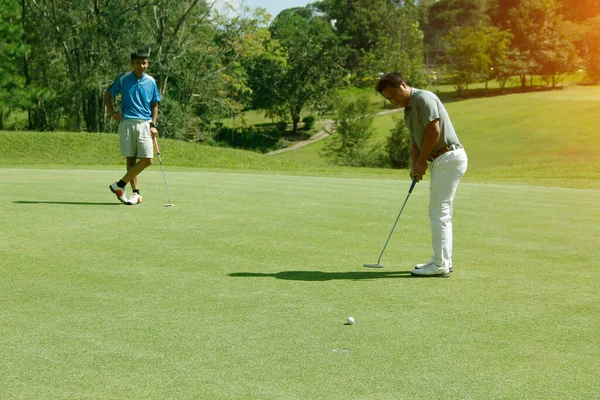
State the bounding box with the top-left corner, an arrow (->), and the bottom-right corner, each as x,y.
424,0 -> 493,68
443,24 -> 511,95
0,0 -> 29,129
581,15 -> 600,80
315,0 -> 426,85
558,0 -> 600,22
364,1 -> 427,87
507,0 -> 579,87
246,7 -> 346,134
25,0 -> 147,131
315,0 -> 388,73
140,0 -> 236,139
321,96 -> 384,167
386,117 -> 411,169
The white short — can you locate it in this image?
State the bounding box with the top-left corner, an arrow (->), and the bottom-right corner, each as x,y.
118,119 -> 153,158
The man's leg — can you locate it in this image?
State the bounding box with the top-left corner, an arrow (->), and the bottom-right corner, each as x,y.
122,120 -> 153,187
121,157 -> 152,186
126,157 -> 137,190
428,149 -> 468,268
109,120 -> 132,203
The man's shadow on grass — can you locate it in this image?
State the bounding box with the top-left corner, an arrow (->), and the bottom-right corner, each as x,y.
229,270 -> 413,282
14,201 -> 121,206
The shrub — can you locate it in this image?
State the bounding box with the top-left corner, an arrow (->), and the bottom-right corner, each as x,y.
302,115 -> 316,130
321,95 -> 388,168
276,121 -> 288,133
386,117 -> 411,169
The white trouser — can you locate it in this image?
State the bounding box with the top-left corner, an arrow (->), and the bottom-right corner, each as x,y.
428,147 -> 468,268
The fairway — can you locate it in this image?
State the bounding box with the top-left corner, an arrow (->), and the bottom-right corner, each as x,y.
273,86 -> 600,182
1,169 -> 599,399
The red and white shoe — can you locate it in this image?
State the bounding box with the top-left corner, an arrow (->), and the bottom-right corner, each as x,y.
127,193 -> 142,205
109,182 -> 128,204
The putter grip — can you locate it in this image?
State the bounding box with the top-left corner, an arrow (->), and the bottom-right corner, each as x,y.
153,136 -> 160,155
409,177 -> 418,193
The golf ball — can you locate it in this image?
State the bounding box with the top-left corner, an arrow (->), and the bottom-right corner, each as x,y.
347,317 -> 355,325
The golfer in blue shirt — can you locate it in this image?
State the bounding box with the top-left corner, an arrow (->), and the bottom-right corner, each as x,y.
104,48 -> 161,205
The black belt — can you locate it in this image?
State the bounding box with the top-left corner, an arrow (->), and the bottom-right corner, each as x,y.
428,144 -> 463,161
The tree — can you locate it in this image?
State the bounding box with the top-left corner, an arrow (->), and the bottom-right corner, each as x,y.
25,0 -> 150,131
493,48 -> 534,89
424,0 -> 493,67
321,96 -> 385,167
246,7 -> 346,135
581,15 -> 600,80
443,24 -> 510,95
0,0 -> 29,129
558,0 -> 600,22
315,0 -> 389,73
507,0 -> 579,87
315,0 -> 426,86
364,1 -> 427,87
386,116 -> 411,169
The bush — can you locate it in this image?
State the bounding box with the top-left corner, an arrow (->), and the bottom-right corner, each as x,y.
386,117 -> 411,169
321,95 -> 388,168
276,121 -> 288,134
214,125 -> 284,153
158,97 -> 201,140
302,115 -> 315,130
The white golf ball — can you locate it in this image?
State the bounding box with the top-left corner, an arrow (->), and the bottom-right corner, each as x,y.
347,317 -> 355,325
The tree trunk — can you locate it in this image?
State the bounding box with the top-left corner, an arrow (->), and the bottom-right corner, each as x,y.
76,93 -> 83,132
83,92 -> 98,132
22,0 -> 34,130
98,90 -> 105,132
291,108 -> 301,135
35,98 -> 46,131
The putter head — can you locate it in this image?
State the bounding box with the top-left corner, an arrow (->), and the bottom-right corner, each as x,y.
164,203 -> 174,207
363,263 -> 384,268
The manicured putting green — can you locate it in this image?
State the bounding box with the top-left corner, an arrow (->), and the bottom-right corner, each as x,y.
1,169 -> 598,398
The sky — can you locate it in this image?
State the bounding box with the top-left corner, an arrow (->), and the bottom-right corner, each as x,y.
214,0 -> 313,19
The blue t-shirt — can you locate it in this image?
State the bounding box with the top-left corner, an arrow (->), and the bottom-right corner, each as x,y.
108,72 -> 161,120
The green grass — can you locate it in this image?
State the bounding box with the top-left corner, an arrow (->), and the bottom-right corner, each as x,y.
0,130 -> 412,182
1,84 -> 599,397
235,72 -> 593,128
1,169 -> 599,398
274,85 -> 600,188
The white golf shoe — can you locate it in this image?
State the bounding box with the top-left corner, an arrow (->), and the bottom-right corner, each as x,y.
410,261 -> 450,278
109,182 -> 128,204
415,259 -> 453,273
127,193 -> 142,205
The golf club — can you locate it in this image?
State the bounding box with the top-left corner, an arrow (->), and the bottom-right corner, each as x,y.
363,177 -> 418,268
153,136 -> 174,207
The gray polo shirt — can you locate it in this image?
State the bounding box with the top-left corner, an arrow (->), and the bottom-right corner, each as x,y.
403,88 -> 460,153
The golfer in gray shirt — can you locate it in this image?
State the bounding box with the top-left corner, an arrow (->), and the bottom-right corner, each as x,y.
377,72 -> 468,277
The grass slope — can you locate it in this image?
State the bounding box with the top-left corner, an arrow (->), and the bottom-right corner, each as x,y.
0,131 -> 300,170
273,86 -> 600,188
1,169 -> 599,399
0,131 -> 412,182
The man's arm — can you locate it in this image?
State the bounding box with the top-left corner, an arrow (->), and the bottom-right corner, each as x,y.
104,92 -> 123,121
150,102 -> 159,138
412,118 -> 441,181
409,144 -> 420,180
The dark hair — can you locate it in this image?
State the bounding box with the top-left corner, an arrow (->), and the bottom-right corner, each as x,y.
376,72 -> 410,93
131,48 -> 150,61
